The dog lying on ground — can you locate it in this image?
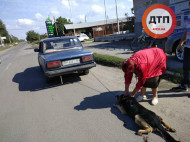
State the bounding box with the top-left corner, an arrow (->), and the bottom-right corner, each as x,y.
114,95 -> 180,142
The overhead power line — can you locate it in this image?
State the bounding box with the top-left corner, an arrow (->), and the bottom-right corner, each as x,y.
7,27 -> 46,30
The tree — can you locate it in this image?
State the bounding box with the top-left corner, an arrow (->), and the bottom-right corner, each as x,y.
11,35 -> 19,43
26,30 -> 40,43
124,13 -> 135,33
0,19 -> 10,43
53,17 -> 72,37
40,34 -> 48,40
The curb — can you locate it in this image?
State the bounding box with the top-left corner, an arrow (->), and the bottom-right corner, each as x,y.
166,70 -> 181,77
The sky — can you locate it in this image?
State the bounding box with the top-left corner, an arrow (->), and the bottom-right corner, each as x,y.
0,0 -> 133,39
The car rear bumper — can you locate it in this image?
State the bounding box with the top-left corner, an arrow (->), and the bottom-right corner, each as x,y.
45,62 -> 96,77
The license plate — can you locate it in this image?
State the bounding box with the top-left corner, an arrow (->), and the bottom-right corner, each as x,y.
62,59 -> 80,66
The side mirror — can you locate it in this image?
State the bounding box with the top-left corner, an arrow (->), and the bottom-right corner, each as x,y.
34,48 -> 39,52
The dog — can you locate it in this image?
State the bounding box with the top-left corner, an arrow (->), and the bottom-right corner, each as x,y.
113,95 -> 180,142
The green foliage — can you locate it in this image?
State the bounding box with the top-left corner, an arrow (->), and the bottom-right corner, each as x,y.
162,74 -> 181,84
11,35 -> 19,43
0,19 -> 10,43
94,53 -> 124,68
0,46 -> 11,51
124,13 -> 135,33
79,29 -> 86,33
40,34 -> 48,40
26,30 -> 40,43
53,16 -> 72,37
0,43 -> 17,51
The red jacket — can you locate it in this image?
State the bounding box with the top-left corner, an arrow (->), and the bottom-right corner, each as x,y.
124,48 -> 167,89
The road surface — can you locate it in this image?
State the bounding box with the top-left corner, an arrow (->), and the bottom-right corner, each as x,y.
0,42 -> 189,142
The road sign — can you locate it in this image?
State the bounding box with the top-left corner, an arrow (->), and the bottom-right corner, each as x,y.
142,4 -> 176,39
45,20 -> 54,38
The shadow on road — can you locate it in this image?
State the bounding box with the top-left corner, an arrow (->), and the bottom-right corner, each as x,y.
133,89 -> 189,105
74,90 -> 189,137
12,66 -> 81,92
158,90 -> 189,98
74,91 -> 138,133
144,89 -> 189,99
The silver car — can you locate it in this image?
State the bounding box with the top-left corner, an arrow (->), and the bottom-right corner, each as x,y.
165,31 -> 184,61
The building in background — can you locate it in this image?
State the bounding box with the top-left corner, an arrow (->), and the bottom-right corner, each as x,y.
64,17 -> 134,38
132,0 -> 169,36
0,37 -> 6,47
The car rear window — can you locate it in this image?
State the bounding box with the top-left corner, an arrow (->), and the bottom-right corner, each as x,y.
44,38 -> 82,53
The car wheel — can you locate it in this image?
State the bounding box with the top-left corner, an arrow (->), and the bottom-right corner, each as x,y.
82,69 -> 89,75
175,45 -> 184,61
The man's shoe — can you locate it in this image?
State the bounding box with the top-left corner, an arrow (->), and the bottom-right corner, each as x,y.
151,97 -> 158,105
171,85 -> 188,92
136,95 -> 147,102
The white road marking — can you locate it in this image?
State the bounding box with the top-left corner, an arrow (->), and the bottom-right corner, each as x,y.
5,63 -> 12,70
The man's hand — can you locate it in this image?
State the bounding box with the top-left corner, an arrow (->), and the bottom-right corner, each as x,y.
124,84 -> 130,96
130,87 -> 140,97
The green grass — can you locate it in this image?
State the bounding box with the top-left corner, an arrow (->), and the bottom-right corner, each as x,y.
0,46 -> 11,51
94,53 -> 185,85
94,53 -> 125,68
167,67 -> 183,76
0,44 -> 17,52
86,38 -> 94,41
162,74 -> 181,84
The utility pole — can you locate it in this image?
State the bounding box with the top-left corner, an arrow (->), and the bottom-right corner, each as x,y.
0,34 -> 2,46
68,0 -> 76,35
54,16 -> 58,36
9,35 -> 11,44
115,0 -> 120,34
104,0 -> 107,35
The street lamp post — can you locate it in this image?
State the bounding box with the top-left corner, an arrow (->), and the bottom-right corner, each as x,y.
0,34 -> 2,46
104,0 -> 107,35
115,0 -> 120,34
68,0 -> 76,35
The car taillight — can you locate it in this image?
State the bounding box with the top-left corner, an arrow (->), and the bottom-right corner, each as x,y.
46,61 -> 61,68
82,55 -> 93,62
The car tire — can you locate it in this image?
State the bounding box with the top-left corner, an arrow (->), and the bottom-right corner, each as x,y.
82,69 -> 89,75
175,44 -> 184,61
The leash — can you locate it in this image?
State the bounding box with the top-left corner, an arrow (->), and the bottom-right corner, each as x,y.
90,70 -> 114,95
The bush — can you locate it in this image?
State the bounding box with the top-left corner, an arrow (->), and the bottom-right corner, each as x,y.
94,53 -> 125,68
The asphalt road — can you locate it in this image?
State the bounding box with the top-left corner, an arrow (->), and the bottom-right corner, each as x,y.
0,42 -> 189,142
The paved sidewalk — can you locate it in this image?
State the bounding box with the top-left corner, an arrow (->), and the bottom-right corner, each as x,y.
86,46 -> 133,59
84,42 -> 190,142
83,40 -> 183,71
